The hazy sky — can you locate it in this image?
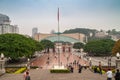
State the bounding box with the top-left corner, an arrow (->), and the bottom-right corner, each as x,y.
0,0 -> 120,36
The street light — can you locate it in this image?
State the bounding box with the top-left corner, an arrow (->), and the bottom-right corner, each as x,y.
1,53 -> 4,60
89,57 -> 92,67
108,56 -> 112,68
116,52 -> 120,59
80,48 -> 83,53
0,53 -> 5,73
28,58 -> 30,62
116,52 -> 120,68
89,57 -> 91,61
27,58 -> 30,70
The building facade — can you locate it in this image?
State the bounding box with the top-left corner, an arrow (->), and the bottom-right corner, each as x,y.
95,30 -> 108,38
32,27 -> 38,38
0,13 -> 19,34
34,33 -> 86,43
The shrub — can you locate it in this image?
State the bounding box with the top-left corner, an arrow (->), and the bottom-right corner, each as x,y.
50,69 -> 70,73
14,67 -> 27,74
30,66 -> 39,69
92,66 -> 115,74
6,68 -> 19,73
112,69 -> 116,73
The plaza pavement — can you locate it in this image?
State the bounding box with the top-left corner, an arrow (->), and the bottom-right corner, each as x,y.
0,68 -> 113,80
73,51 -> 116,66
31,52 -> 89,69
0,50 -> 116,80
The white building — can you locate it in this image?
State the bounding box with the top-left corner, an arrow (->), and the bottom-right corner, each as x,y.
0,13 -> 19,34
111,34 -> 120,41
95,30 -> 108,38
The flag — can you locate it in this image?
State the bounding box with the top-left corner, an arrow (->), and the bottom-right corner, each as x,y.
57,8 -> 59,22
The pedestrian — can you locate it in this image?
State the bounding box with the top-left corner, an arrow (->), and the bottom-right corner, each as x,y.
106,69 -> 113,80
70,66 -> 74,73
23,69 -> 29,79
78,64 -> 83,73
77,60 -> 79,66
94,65 -> 97,73
84,62 -> 87,69
25,72 -> 31,80
114,69 -> 120,80
99,61 -> 102,74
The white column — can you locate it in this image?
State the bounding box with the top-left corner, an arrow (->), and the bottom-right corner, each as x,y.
116,52 -> 120,69
0,59 -> 5,74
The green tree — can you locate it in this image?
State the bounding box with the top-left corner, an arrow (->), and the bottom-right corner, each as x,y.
84,39 -> 115,56
40,39 -> 54,52
63,28 -> 97,37
73,42 -> 84,49
0,34 -> 43,60
34,40 -> 43,51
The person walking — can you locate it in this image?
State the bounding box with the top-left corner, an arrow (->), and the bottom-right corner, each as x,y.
114,69 -> 120,80
70,65 -> 74,73
99,61 -> 102,74
106,69 -> 113,80
23,69 -> 29,79
78,64 -> 83,73
25,72 -> 31,80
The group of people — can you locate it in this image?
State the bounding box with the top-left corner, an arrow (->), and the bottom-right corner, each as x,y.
106,69 -> 120,80
98,61 -> 120,80
67,63 -> 87,73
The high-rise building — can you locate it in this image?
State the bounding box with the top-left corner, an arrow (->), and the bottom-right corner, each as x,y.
32,27 -> 38,38
0,13 -> 19,34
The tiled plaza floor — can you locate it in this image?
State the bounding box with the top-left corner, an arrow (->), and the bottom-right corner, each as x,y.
31,52 -> 89,69
0,68 -> 113,80
0,51 -> 116,80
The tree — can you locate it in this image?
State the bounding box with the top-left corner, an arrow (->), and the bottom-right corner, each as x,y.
84,39 -> 115,56
40,39 -> 54,53
73,42 -> 84,49
0,34 -> 43,60
112,39 -> 120,55
63,28 -> 97,37
34,40 -> 43,51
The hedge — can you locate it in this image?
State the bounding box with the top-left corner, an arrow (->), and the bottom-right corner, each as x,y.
50,69 -> 70,73
30,66 -> 39,69
92,66 -> 115,74
14,67 -> 27,74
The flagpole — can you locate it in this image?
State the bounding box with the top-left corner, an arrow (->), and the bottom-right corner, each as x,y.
57,8 -> 60,67
58,8 -> 60,35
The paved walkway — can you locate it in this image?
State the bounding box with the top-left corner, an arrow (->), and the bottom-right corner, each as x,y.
31,52 -> 88,69
0,50 -> 116,80
0,68 -> 113,80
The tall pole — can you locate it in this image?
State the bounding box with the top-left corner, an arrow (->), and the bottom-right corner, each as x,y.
58,8 -> 60,35
57,8 -> 60,66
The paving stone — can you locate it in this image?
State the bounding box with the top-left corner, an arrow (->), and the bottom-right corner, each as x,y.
0,69 -> 114,80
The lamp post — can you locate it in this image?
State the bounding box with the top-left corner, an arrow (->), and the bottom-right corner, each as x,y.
27,58 -> 30,70
116,52 -> 120,59
108,56 -> 112,68
1,53 -> 4,60
80,48 -> 83,53
89,57 -> 92,68
116,52 -> 120,69
0,53 -> 5,74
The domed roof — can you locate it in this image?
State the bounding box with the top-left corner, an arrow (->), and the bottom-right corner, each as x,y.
0,13 -> 10,24
43,35 -> 84,43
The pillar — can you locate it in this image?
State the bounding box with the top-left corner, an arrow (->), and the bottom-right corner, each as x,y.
0,58 -> 5,74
